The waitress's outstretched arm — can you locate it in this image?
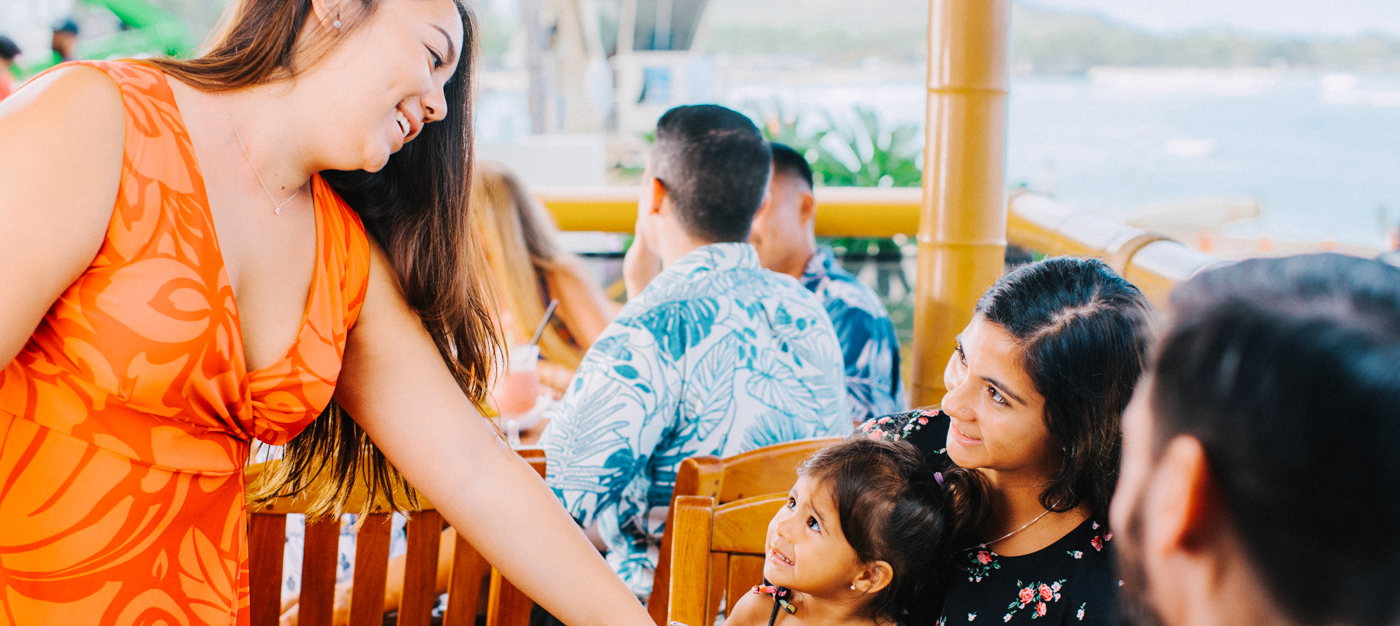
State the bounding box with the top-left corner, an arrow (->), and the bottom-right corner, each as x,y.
335,243 -> 653,626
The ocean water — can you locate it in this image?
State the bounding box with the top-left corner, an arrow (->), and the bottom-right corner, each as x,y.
1006,70 -> 1400,248
724,69 -> 1400,248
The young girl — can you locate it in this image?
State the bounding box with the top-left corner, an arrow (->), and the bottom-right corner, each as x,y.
726,437 -> 982,626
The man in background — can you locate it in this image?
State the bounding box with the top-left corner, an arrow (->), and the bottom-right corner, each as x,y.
748,142 -> 904,421
0,36 -> 19,102
51,19 -> 79,64
543,105 -> 849,600
1111,254 -> 1400,626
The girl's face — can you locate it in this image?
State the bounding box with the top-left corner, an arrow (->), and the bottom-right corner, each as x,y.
764,475 -> 864,595
941,315 -> 1056,480
304,0 -> 463,172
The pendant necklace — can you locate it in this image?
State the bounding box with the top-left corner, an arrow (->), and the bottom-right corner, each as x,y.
969,500 -> 1061,552
219,92 -> 303,215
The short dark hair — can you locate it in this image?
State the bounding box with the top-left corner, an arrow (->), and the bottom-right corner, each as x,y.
651,104 -> 772,243
770,142 -> 813,190
53,19 -> 79,35
975,256 -> 1151,517
0,36 -> 19,61
800,438 -> 956,621
1150,254 -> 1400,626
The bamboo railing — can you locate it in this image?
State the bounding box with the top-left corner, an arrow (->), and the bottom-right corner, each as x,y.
533,186 -> 1225,309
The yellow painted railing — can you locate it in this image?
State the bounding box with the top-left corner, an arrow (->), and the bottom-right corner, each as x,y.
534,186 -> 924,238
535,186 -> 1226,309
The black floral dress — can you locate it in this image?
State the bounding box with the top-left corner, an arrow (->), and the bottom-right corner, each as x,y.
858,410 -> 1121,626
934,516 -> 1118,625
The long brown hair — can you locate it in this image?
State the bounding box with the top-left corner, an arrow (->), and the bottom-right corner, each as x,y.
473,161 -> 585,368
151,0 -> 500,519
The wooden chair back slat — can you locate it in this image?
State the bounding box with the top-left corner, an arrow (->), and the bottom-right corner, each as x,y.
665,494 -> 787,626
484,570 -> 533,626
704,554 -> 727,626
299,517 -> 343,626
714,437 -> 842,502
649,437 -> 842,624
397,510 -> 444,626
348,513 -> 394,626
441,534 -> 489,626
725,556 -> 765,623
247,446 -> 552,626
248,513 -> 287,626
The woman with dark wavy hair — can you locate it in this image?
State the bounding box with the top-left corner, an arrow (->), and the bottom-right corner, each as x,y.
861,257 -> 1151,625
0,0 -> 652,624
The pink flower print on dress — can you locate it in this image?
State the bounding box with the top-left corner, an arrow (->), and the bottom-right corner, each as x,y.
977,550 -> 993,565
1091,535 -> 1103,551
1039,584 -> 1053,601
1036,602 -> 1048,617
1019,587 -> 1035,604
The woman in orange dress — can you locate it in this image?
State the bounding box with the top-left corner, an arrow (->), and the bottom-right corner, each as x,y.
0,0 -> 655,625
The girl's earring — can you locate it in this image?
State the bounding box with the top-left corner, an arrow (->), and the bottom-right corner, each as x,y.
333,13 -> 342,29
850,584 -> 856,590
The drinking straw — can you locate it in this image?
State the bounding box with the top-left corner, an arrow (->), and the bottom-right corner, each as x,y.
528,299 -> 560,348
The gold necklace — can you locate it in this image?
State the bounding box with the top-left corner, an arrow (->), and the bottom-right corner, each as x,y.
219,92 -> 303,215
970,499 -> 1062,551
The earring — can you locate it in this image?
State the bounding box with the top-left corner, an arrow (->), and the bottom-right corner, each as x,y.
850,584 -> 856,590
333,13 -> 342,29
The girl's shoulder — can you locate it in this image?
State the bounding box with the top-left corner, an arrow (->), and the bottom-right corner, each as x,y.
726,585 -> 780,626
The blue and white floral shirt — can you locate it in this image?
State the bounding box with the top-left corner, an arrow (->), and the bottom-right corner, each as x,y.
800,246 -> 905,422
541,242 -> 850,599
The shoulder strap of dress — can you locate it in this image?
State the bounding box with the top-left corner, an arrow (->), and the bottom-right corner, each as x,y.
311,175 -> 373,330
39,60 -> 167,103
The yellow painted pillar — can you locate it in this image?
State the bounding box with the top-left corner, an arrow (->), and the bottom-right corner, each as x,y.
910,0 -> 1011,407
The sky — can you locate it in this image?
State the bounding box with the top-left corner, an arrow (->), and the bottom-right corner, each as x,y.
1024,0 -> 1400,37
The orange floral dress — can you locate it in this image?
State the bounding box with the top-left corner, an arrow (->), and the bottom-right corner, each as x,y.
0,61 -> 371,625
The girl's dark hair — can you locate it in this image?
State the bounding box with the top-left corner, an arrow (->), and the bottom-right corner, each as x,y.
151,0 -> 499,518
799,438 -> 987,623
974,257 -> 1150,517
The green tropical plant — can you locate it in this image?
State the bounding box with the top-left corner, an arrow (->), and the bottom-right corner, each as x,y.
808,106 -> 922,188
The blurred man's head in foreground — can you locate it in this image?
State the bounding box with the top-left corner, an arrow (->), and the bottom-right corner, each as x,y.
1112,253 -> 1400,626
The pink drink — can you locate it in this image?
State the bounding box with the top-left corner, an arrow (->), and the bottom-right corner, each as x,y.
499,368 -> 539,416
496,345 -> 540,417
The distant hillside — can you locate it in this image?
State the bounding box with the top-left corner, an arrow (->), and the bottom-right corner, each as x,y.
703,0 -> 1400,71
1012,3 -> 1400,72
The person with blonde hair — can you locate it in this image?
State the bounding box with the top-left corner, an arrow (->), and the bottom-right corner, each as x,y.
474,160 -> 619,398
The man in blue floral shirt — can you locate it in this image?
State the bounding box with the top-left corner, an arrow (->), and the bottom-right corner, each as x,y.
749,143 -> 905,422
540,106 -> 850,600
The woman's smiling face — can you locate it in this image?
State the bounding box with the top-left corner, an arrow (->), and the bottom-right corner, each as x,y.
305,0 -> 464,172
941,315 -> 1056,480
763,475 -> 863,595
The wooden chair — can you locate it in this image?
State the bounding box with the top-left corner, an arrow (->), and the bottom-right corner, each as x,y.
647,437 -> 842,625
246,446 -> 547,626
662,494 -> 788,626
